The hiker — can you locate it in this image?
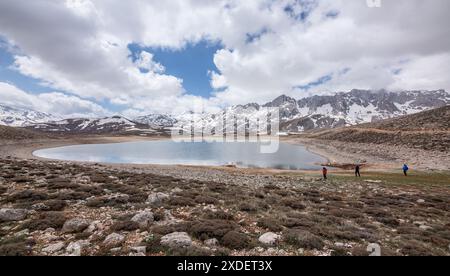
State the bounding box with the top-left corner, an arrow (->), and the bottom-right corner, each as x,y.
355,165 -> 361,177
323,167 -> 328,180
403,164 -> 409,176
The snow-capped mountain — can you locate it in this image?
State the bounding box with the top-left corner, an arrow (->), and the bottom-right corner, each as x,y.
168,89 -> 450,133
0,104 -> 60,127
134,114 -> 178,128
2,89 -> 449,134
26,116 -> 157,134
286,89 -> 450,132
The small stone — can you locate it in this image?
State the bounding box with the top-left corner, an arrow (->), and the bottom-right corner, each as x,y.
171,188 -> 183,194
334,242 -> 345,247
85,221 -> 102,234
129,252 -> 146,256
66,240 -> 90,256
14,229 -> 29,237
417,199 -> 425,204
0,208 -> 28,222
110,247 -> 122,253
42,242 -> 65,254
44,228 -> 56,233
258,232 -> 281,246
419,225 -> 433,231
147,192 -> 169,205
104,233 -> 125,247
204,238 -> 219,247
62,218 -> 90,233
131,211 -> 154,229
160,232 -> 192,248
130,246 -> 147,254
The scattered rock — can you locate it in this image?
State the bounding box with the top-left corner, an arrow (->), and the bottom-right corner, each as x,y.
129,252 -> 146,256
85,221 -> 103,234
0,208 -> 28,222
110,247 -> 122,254
147,192 -> 170,205
130,246 -> 147,255
62,218 -> 91,234
417,199 -> 425,204
42,242 -> 65,254
171,188 -> 183,194
419,225 -> 433,231
364,180 -> 382,184
259,232 -> 281,246
131,210 -> 154,229
104,233 -> 125,247
66,240 -> 90,256
204,238 -> 219,247
160,232 -> 192,248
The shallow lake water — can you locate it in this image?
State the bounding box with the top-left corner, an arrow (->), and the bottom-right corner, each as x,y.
33,140 -> 326,170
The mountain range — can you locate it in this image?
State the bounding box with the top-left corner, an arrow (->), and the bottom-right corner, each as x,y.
1,89 -> 449,134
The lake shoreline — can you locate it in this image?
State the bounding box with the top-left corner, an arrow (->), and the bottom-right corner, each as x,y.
1,135 -> 450,256
2,134 -> 448,172
32,139 -> 327,171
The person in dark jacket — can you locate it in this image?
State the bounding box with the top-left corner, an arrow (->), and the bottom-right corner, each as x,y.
403,164 -> 409,176
323,167 -> 328,180
355,165 -> 361,177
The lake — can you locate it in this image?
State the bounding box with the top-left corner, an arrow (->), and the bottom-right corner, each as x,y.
33,140 -> 326,170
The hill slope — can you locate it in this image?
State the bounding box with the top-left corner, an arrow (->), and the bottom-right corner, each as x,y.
307,106 -> 450,152
0,125 -> 48,140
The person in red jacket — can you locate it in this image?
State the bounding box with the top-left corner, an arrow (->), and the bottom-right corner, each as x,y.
323,167 -> 328,180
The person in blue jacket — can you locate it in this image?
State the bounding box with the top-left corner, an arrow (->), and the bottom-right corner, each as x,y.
403,164 -> 409,176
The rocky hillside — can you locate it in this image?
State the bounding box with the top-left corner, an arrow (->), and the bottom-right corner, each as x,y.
2,90 -> 449,134
0,125 -> 48,140
134,114 -> 178,128
25,116 -> 159,135
158,89 -> 450,133
0,104 -> 59,127
307,106 -> 450,152
357,105 -> 450,131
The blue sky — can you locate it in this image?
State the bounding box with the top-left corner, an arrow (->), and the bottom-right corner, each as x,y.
1,40 -> 223,100
129,41 -> 222,99
0,1 -> 448,117
0,44 -> 51,94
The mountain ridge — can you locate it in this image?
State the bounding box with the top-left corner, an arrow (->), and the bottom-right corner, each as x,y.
1,89 -> 449,133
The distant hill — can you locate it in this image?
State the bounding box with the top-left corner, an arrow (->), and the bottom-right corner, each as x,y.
0,104 -> 60,127
25,116 -> 160,135
0,125 -> 48,140
306,106 -> 450,152
356,105 -> 450,131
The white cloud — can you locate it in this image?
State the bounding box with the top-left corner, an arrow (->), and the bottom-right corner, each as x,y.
134,51 -> 165,73
0,0 -> 449,116
0,82 -> 109,118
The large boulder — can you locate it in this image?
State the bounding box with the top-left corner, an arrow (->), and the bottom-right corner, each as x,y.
131,210 -> 154,229
42,241 -> 66,254
147,192 -> 169,205
103,233 -> 125,247
259,232 -> 281,246
66,240 -> 90,256
0,208 -> 28,222
160,232 -> 192,248
62,218 -> 90,234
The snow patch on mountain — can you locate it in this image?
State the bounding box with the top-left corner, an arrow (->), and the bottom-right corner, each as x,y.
0,104 -> 60,127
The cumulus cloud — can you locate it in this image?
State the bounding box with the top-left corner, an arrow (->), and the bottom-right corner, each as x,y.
0,0 -> 449,116
0,82 -> 109,118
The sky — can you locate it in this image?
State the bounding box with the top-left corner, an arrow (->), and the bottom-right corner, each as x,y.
0,0 -> 449,118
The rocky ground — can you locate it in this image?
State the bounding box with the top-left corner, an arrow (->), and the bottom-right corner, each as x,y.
301,106 -> 450,156
285,137 -> 450,171
1,156 -> 449,256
